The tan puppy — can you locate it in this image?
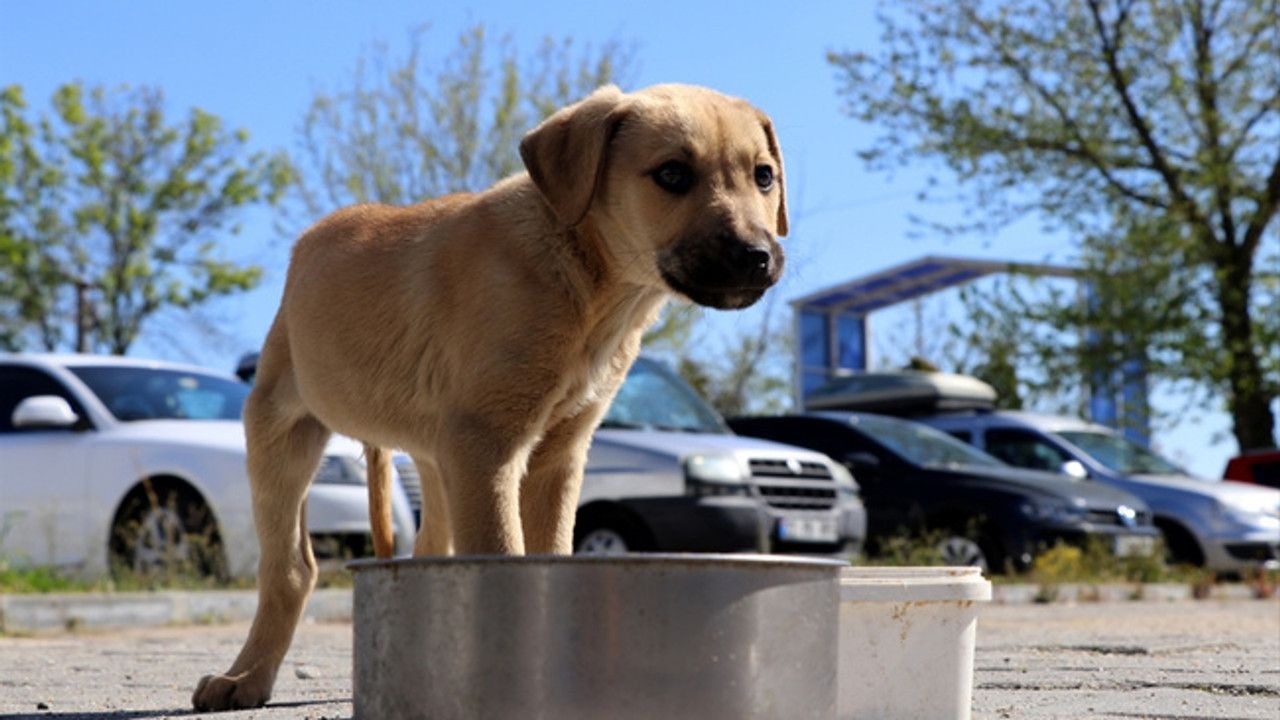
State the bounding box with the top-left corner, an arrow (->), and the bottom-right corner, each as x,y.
192,83 -> 787,711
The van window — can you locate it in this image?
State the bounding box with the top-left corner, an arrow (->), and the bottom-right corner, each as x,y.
985,429 -> 1072,473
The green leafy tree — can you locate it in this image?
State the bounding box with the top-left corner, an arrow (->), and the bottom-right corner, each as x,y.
954,218 -> 1225,432
0,82 -> 291,354
830,0 -> 1280,450
290,23 -> 633,214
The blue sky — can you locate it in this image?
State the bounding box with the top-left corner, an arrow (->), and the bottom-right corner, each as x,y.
3,0 -> 1255,474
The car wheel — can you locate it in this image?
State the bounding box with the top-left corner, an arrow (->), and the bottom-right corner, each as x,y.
1154,518 -> 1204,567
573,509 -> 652,556
576,527 -> 632,555
937,535 -> 990,572
110,481 -> 225,578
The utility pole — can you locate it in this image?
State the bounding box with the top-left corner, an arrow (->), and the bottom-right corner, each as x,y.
75,279 -> 89,353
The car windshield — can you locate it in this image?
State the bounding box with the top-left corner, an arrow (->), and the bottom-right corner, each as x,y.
600,357 -> 727,434
70,366 -> 249,422
851,414 -> 1005,469
1058,430 -> 1186,476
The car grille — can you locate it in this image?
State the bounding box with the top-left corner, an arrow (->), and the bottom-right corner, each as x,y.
1084,508 -> 1151,527
393,456 -> 423,513
748,459 -> 837,510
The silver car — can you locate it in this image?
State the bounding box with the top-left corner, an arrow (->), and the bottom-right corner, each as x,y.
393,357 -> 867,556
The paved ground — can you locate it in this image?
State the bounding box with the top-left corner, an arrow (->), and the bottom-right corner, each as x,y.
973,600 -> 1279,720
0,599 -> 1276,719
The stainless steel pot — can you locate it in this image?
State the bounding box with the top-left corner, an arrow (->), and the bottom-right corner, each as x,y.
351,554 -> 842,720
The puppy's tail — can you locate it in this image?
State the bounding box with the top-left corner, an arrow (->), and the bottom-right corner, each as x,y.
365,445 -> 396,560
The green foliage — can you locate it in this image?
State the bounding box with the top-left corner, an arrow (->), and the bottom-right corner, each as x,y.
859,528 -> 951,567
290,23 -> 634,216
830,0 -> 1280,450
0,82 -> 291,354
1030,537 -> 1184,593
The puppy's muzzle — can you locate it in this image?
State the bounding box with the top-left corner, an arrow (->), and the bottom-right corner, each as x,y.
724,238 -> 776,288
658,232 -> 784,310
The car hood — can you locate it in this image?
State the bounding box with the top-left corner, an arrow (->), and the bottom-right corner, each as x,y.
935,463 -> 1147,511
1133,474 -> 1280,512
102,419 -> 363,458
592,428 -> 833,462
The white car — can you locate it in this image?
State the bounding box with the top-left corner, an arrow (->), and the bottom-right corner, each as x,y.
0,353 -> 415,578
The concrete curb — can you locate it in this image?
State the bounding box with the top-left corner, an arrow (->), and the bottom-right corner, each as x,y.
0,583 -> 1270,635
989,581 -> 1265,604
0,588 -> 352,634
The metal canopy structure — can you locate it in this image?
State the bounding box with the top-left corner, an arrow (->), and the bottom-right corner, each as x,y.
791,255 -> 1079,400
790,254 -> 1151,446
790,255 -> 1077,317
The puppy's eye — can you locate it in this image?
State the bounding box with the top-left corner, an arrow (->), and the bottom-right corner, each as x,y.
652,161 -> 694,194
754,165 -> 775,192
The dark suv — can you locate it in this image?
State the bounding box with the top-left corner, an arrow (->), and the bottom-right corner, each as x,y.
729,412 -> 1159,572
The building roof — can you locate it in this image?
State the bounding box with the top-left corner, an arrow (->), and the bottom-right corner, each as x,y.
790,255 -> 1077,315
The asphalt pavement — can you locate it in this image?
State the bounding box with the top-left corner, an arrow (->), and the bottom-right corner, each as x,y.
0,598 -> 1276,719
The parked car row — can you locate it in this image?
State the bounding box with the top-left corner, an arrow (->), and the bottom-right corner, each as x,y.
729,412 -> 1159,572
1,352 -> 864,579
3,352 -> 1274,579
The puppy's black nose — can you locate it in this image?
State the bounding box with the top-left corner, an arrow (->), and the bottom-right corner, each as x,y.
725,239 -> 773,286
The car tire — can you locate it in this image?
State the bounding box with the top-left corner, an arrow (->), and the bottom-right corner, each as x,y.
1154,518 -> 1204,567
109,480 -> 226,579
573,509 -> 653,556
937,535 -> 991,572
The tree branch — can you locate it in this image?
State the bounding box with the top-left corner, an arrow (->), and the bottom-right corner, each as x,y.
1240,152 -> 1280,257
1189,0 -> 1239,246
961,4 -> 1170,210
1086,0 -> 1211,231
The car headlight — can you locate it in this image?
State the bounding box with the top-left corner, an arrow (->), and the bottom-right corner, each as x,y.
313,455 -> 367,485
1219,501 -> 1280,531
685,454 -> 749,497
1019,498 -> 1088,524
830,462 -> 860,497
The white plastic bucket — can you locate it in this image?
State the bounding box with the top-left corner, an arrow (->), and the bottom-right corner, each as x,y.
838,566 -> 992,720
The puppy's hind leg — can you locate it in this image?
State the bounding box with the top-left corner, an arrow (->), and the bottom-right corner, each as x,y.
192,350 -> 330,711
411,454 -> 454,556
364,445 -> 396,559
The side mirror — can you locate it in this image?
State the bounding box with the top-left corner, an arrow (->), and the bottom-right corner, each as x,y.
1060,460 -> 1089,479
843,451 -> 881,473
12,395 -> 80,430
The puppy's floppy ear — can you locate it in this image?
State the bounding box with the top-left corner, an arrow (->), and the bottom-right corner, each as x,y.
756,110 -> 788,237
520,85 -> 629,228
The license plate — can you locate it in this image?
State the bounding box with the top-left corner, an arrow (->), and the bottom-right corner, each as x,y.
1114,535 -> 1157,557
778,516 -> 838,543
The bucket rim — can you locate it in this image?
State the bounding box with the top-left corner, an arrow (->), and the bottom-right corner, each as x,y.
839,565 -> 993,602
349,552 -> 850,573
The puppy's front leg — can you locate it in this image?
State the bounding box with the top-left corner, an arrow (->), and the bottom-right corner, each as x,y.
520,401 -> 609,554
435,420 -> 534,555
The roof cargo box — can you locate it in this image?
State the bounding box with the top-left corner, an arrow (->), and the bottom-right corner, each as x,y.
805,372 -> 996,415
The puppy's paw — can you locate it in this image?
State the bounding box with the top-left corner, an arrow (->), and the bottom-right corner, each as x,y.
192,672 -> 272,711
